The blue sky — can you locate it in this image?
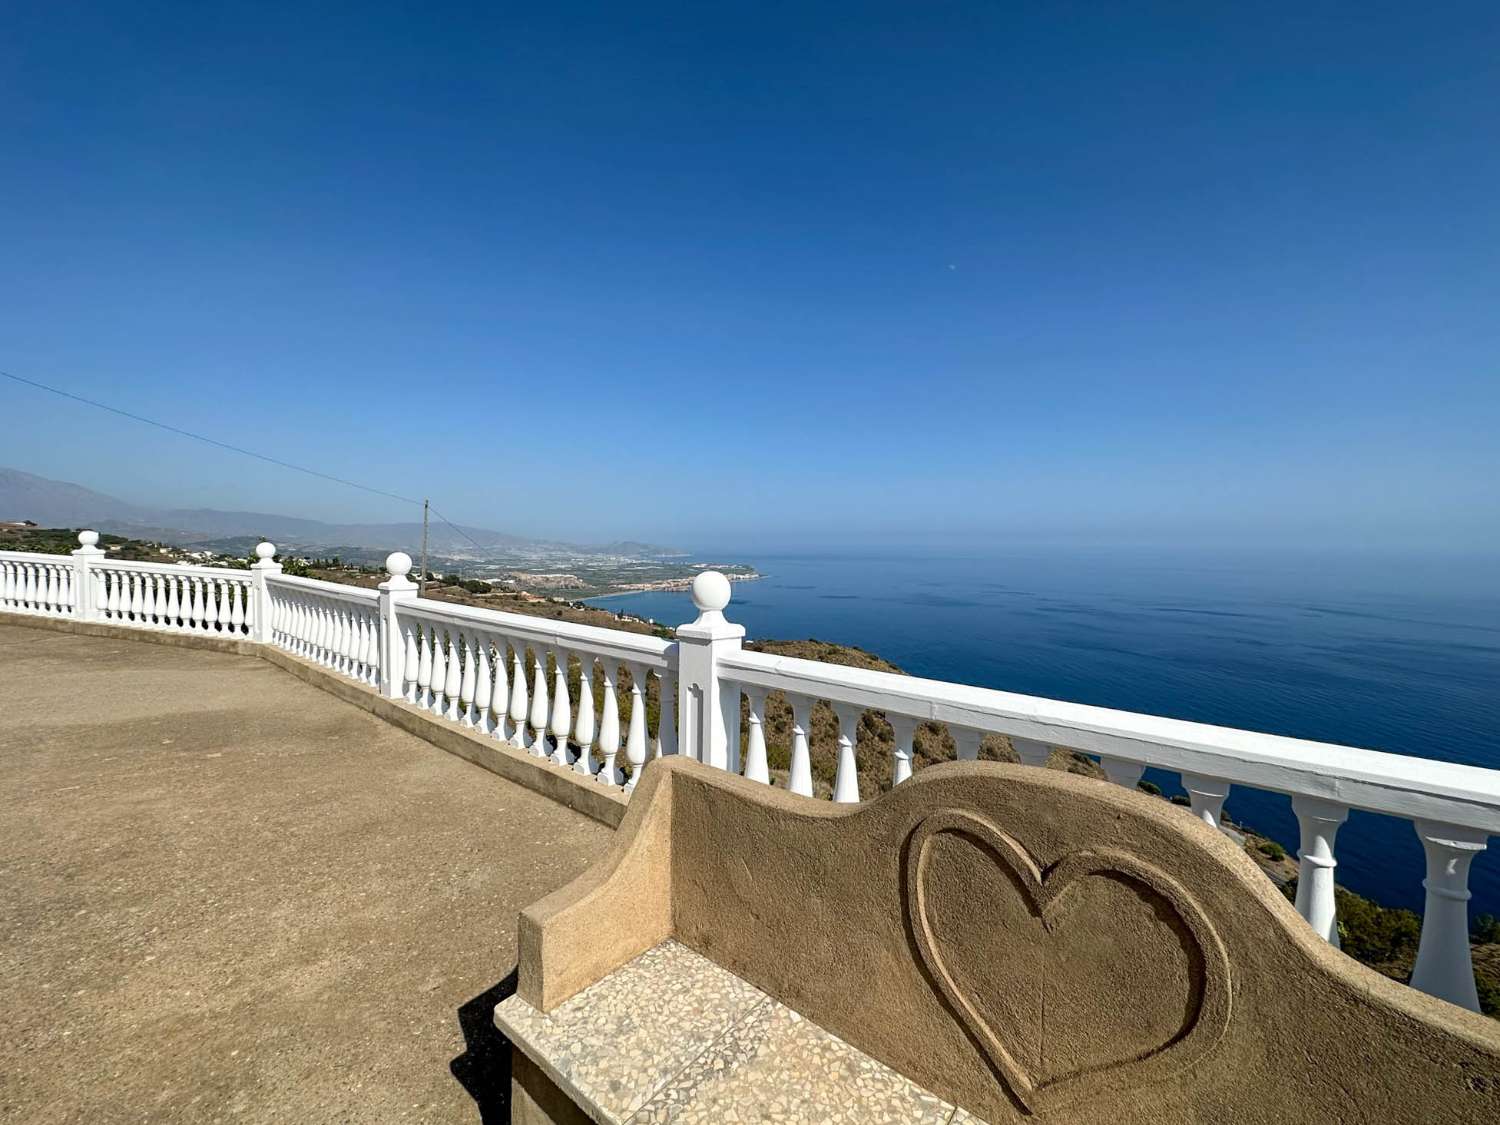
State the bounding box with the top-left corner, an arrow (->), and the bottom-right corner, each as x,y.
2,3 -> 1497,551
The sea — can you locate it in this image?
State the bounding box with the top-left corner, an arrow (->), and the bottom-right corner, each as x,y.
590,548 -> 1500,918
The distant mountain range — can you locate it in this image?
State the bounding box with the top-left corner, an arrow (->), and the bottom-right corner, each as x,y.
0,468 -> 682,559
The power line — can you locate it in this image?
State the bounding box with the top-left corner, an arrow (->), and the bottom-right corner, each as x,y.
1,367 -> 492,557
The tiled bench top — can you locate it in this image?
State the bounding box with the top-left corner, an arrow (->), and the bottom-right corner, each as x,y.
494,940 -> 982,1124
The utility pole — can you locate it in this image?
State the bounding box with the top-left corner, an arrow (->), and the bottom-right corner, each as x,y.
419,498 -> 429,597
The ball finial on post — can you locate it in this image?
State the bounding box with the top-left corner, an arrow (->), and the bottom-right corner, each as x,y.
77,530 -> 99,547
254,541 -> 276,561
386,551 -> 413,580
690,570 -> 732,625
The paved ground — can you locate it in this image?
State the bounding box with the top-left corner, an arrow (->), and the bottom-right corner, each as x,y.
0,622 -> 611,1124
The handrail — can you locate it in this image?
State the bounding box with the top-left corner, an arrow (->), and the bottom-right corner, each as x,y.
91,557 -> 255,581
266,572 -> 379,603
398,595 -> 673,668
719,648 -> 1500,833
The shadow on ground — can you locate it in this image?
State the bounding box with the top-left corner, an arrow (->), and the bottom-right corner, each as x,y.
451,967 -> 520,1124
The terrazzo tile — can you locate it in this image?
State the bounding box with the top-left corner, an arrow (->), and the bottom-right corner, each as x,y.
627,1001 -> 956,1124
495,940 -> 769,1123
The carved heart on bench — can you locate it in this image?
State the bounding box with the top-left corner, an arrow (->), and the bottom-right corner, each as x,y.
904,809 -> 1231,1115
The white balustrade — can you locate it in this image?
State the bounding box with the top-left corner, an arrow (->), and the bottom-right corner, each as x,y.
6,542 -> 1498,1014
0,554 -> 77,616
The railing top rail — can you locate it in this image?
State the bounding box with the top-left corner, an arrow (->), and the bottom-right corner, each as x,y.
265,572 -> 380,603
719,648 -> 1500,832
399,594 -> 674,668
88,557 -> 256,581
0,549 -> 75,563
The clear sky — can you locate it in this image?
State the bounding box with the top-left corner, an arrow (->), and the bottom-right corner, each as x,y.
2,3 -> 1497,551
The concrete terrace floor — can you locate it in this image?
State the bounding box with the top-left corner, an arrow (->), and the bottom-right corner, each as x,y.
0,622 -> 611,1124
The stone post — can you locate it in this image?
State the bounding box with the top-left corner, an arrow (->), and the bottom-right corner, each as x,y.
378,551 -> 418,699
675,571 -> 744,770
70,530 -> 104,621
248,542 -> 281,643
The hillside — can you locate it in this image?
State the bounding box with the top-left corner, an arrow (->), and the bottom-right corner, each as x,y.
0,467 -> 681,558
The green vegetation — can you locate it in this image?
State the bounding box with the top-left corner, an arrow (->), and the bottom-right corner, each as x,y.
1257,840 -> 1287,862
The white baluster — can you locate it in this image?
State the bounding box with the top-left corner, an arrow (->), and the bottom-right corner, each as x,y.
490,637 -> 511,740
165,575 -> 181,629
0,561 -> 12,607
529,647 -> 550,758
952,727 -> 983,761
787,693 -> 814,797
189,577 -> 204,630
206,579 -> 222,632
743,686 -> 769,784
573,656 -> 596,776
549,648 -> 572,766
624,661 -> 647,793
1012,737 -> 1052,767
1182,774 -> 1230,829
93,570 -> 106,620
46,564 -> 60,613
24,563 -> 38,609
364,611 -> 380,684
443,631 -> 463,721
1410,821 -> 1488,1012
1291,796 -> 1348,946
427,628 -> 447,713
311,599 -> 327,662
832,703 -> 862,803
105,570 -> 120,619
459,634 -> 478,726
244,578 -> 258,638
1099,756 -> 1145,788
474,638 -> 493,734
597,661 -> 622,786
343,607 -> 357,674
347,610 -> 363,678
508,643 -> 529,749
403,621 -> 420,703
142,574 -> 158,626
417,626 -> 434,708
129,573 -> 143,621
654,671 -> 678,758
230,582 -> 245,633
888,714 -> 918,785
58,565 -> 73,614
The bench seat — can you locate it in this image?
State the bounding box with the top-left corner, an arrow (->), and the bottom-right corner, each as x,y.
495,940 -> 980,1124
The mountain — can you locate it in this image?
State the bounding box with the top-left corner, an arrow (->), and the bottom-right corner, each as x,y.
0,468 -> 681,558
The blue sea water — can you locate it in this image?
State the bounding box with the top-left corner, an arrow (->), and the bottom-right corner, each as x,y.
591,549 -> 1500,917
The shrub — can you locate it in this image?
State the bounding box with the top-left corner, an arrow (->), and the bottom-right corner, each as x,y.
1257,840 -> 1287,862
1137,780 -> 1162,797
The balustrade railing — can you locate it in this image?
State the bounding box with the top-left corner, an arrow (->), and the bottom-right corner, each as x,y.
93,559 -> 255,636
386,568 -> 675,793
0,550 -> 76,617
1,532 -> 1496,1015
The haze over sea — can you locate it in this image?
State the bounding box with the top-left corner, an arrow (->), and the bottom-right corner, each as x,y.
594,548 -> 1500,917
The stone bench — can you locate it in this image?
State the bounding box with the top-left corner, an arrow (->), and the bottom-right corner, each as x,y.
495,757 -> 1500,1124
